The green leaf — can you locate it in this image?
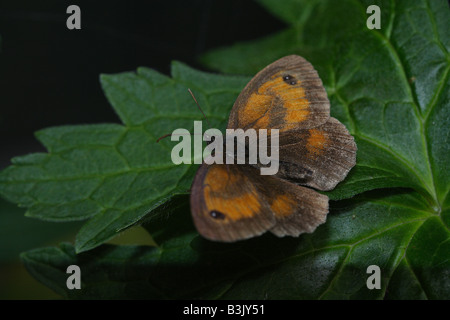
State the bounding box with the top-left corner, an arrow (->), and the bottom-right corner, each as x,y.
0,198 -> 81,262
0,64 -> 250,253
21,190 -> 450,299
2,0 -> 450,299
202,0 -> 450,206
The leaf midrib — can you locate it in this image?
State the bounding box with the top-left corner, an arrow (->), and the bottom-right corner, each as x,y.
352,0 -> 446,209
214,213 -> 430,299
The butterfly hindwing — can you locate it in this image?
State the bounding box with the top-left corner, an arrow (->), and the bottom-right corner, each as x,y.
275,117 -> 357,191
266,178 -> 328,237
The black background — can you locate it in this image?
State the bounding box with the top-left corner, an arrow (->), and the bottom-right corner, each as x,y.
0,0 -> 285,169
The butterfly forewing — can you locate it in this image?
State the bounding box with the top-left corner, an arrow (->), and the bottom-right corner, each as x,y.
228,55 -> 330,132
190,163 -> 275,242
190,163 -> 329,242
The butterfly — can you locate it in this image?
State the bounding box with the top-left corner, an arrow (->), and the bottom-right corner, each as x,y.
190,55 -> 356,242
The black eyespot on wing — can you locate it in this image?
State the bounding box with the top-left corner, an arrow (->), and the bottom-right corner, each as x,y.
283,75 -> 297,85
210,211 -> 226,220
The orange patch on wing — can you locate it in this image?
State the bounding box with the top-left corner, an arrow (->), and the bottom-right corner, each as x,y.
203,166 -> 262,221
282,101 -> 310,131
306,128 -> 328,157
204,165 -> 238,190
204,185 -> 261,221
270,194 -> 296,217
240,73 -> 311,131
258,75 -> 284,93
239,93 -> 272,127
276,78 -> 310,132
253,114 -> 271,128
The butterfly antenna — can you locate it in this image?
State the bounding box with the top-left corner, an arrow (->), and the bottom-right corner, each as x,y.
156,133 -> 172,143
156,89 -> 210,142
188,88 -> 211,129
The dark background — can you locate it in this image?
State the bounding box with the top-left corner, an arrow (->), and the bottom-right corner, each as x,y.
0,0 -> 285,170
0,0 -> 285,299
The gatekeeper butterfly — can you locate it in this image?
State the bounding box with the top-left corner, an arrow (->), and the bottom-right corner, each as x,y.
190,55 -> 356,242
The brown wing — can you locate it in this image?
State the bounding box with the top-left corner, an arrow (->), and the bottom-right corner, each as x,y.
227,55 -> 330,132
190,163 -> 329,242
274,117 -> 357,191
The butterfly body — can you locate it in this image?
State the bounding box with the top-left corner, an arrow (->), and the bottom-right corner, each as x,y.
190,55 -> 357,242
